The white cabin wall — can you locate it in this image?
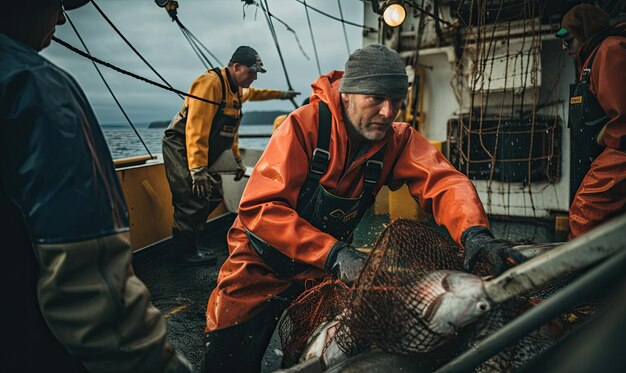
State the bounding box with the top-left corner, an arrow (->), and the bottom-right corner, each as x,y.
362,4 -> 576,218
419,51 -> 456,141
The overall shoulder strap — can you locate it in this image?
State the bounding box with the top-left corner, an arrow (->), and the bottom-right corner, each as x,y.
210,68 -> 226,109
307,101 -> 332,182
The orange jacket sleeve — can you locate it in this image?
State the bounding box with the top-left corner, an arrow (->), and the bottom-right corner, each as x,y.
389,128 -> 490,246
237,112 -> 337,270
185,72 -> 222,169
590,36 -> 626,150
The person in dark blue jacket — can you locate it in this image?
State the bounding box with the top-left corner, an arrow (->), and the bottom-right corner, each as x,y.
0,0 -> 191,371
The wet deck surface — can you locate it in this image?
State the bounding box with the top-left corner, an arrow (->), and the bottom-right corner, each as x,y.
133,212 -> 556,372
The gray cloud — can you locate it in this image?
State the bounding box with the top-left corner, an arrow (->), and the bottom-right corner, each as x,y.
42,0 -> 365,124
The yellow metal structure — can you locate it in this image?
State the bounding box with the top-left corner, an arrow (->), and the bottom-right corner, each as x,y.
115,162 -> 227,251
387,140 -> 442,221
401,66 -> 426,132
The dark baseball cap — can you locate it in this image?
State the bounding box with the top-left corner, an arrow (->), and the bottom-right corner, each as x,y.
230,46 -> 267,73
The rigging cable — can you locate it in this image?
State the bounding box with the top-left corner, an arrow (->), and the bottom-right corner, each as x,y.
63,11 -> 153,158
336,0 -> 351,55
293,0 -> 377,33
177,18 -> 224,66
178,22 -> 212,70
258,0 -> 299,109
242,1 -> 309,60
303,0 -> 322,75
406,0 -> 453,27
52,36 -> 221,107
89,0 -> 183,99
160,2 -> 223,69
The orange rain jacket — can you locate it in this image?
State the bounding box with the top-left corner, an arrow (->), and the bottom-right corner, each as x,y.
185,67 -> 283,169
206,70 -> 489,331
569,28 -> 626,238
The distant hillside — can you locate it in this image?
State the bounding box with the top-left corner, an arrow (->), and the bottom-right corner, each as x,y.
148,120 -> 170,128
241,110 -> 288,125
148,110 -> 288,128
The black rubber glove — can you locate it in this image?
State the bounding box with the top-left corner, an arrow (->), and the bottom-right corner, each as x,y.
324,241 -> 368,284
234,157 -> 246,181
462,226 -> 512,276
190,167 -> 219,199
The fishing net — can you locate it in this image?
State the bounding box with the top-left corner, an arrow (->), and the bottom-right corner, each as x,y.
334,218 -> 468,357
278,218 -> 594,370
278,279 -> 351,368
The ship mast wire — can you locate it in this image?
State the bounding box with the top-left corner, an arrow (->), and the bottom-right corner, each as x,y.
303,0 -> 322,75
293,0 -> 377,33
406,0 -> 453,26
159,1 -> 224,69
89,0 -> 183,99
52,36 -> 222,107
337,0 -> 351,55
63,11 -> 153,158
242,2 -> 310,60
178,21 -> 213,70
259,0 -> 299,109
176,18 -> 224,66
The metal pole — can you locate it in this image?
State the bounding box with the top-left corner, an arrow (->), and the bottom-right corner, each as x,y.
435,248 -> 626,373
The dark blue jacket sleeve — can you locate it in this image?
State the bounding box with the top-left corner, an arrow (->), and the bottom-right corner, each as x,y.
1,65 -> 128,243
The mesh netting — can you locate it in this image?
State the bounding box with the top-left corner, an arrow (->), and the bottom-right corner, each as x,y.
278,218 -> 597,369
278,279 -> 351,367
334,219 -> 467,356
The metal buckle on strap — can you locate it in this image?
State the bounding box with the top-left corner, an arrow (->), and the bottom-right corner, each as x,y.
581,68 -> 591,83
364,159 -> 383,184
310,148 -> 331,175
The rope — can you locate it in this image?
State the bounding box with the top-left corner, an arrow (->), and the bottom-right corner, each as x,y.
261,6 -> 310,60
177,19 -> 224,66
52,36 -> 222,107
63,12 -> 153,158
177,20 -> 212,69
89,0 -> 183,99
161,5 -> 222,69
303,0 -> 322,75
406,0 -> 453,27
259,0 -> 298,109
292,0 -> 377,33
336,0 -> 351,55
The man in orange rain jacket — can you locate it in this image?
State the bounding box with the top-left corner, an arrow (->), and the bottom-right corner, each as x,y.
555,4 -> 626,239
162,46 -> 299,265
202,43 -> 511,372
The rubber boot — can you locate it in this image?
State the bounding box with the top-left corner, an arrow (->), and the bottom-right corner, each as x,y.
171,229 -> 217,266
202,285 -> 303,372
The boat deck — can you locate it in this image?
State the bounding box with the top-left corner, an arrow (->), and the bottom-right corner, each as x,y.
132,211 -> 556,372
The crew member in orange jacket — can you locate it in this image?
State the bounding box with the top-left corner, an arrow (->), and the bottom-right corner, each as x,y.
162,46 -> 299,265
556,4 -> 626,239
202,44 -> 511,372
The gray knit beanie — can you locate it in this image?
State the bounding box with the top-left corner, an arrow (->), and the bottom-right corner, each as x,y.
338,43 -> 408,100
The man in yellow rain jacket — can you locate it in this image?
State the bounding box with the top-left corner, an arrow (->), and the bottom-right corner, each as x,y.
162,46 -> 299,265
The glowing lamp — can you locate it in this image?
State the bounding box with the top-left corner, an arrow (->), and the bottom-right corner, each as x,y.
383,2 -> 406,27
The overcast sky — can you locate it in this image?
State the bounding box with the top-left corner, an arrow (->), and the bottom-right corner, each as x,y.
41,0 -> 367,124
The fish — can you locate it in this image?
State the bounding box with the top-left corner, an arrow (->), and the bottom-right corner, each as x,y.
402,270 -> 492,353
299,317 -> 348,368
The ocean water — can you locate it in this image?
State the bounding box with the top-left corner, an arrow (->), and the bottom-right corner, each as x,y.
102,124 -> 273,160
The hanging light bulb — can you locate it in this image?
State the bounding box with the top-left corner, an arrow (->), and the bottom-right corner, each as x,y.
382,1 -> 406,27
